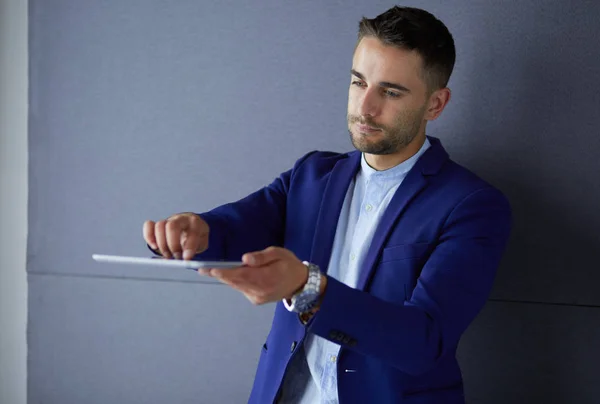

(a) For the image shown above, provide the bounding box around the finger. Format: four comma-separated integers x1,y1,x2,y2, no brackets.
209,267,247,282
209,268,228,279
165,219,185,260
210,268,245,289
216,269,267,305
197,268,211,277
242,246,282,267
143,220,157,250
182,217,209,260
154,220,170,258
208,269,266,304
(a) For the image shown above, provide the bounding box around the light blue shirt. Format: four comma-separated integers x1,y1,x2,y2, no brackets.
279,137,431,403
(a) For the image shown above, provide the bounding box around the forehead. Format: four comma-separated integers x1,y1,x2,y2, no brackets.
352,37,426,91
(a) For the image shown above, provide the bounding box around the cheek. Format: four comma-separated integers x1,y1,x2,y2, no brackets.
347,92,359,113
387,101,418,121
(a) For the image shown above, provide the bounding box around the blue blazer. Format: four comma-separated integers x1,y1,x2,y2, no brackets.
196,136,512,404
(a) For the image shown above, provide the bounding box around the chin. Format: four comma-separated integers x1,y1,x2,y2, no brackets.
351,131,403,155
352,137,389,155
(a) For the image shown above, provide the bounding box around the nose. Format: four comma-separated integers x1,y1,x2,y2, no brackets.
358,88,381,117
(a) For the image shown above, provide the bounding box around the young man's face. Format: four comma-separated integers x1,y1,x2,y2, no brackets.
347,36,431,156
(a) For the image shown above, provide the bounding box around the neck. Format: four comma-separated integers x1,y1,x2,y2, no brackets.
364,133,426,171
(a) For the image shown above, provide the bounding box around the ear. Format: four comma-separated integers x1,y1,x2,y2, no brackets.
425,87,451,121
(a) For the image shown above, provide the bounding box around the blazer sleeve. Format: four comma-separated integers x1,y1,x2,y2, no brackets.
188,151,318,261
306,186,512,376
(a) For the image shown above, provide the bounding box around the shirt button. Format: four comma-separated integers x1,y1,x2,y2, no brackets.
330,355,337,362
350,253,356,261
365,204,373,212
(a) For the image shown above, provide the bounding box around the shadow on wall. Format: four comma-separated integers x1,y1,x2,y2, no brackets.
460,3,600,306
455,2,600,403
467,2,600,306
457,299,600,403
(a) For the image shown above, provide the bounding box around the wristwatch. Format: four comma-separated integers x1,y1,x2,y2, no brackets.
283,261,322,313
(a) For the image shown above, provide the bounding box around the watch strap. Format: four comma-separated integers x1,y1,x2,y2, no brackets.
283,261,322,313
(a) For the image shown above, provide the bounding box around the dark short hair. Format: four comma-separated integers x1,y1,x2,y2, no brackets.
357,6,456,91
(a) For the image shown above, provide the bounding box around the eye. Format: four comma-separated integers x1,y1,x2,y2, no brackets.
351,80,366,88
384,90,401,98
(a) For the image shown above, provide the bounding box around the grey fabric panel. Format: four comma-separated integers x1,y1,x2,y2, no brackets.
27,0,600,403
27,274,273,404
27,0,358,277
28,0,600,304
458,300,600,404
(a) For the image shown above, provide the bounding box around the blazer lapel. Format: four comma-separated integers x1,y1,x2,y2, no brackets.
309,152,361,271
355,171,428,290
356,136,450,291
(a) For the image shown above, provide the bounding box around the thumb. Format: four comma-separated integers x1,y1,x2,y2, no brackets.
242,247,281,267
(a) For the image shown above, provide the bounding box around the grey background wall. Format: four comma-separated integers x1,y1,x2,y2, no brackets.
26,1,600,403
0,0,28,403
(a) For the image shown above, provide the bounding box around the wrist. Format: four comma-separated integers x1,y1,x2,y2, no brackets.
283,262,324,314
318,273,327,297
286,263,309,301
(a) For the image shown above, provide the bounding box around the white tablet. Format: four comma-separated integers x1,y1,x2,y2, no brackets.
92,254,243,270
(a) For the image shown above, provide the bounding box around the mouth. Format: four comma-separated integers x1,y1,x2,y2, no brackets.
356,123,381,133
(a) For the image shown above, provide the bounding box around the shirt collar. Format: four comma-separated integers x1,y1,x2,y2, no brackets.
360,136,431,182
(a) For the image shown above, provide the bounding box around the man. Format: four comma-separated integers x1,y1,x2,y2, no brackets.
143,6,511,404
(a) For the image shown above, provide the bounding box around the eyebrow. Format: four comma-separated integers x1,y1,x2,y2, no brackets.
351,69,411,93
